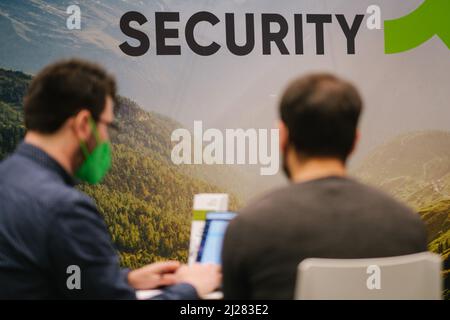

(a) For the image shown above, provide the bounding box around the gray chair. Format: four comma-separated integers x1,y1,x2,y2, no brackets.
295,252,442,300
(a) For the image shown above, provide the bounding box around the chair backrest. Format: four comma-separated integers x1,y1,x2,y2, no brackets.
295,252,442,300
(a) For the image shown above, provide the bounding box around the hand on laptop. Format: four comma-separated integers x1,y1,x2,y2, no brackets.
128,261,181,290
127,261,222,296
174,263,222,296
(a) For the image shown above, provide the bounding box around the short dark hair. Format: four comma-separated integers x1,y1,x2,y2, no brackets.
24,59,117,133
279,73,363,162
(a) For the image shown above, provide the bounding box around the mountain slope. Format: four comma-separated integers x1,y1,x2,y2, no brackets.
353,130,450,210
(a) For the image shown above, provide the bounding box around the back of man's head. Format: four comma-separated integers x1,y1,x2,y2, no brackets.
24,59,116,133
279,73,363,163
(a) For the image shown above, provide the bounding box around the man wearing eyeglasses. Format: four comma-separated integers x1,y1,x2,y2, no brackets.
0,59,221,299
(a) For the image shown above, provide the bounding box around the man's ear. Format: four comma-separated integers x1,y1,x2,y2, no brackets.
72,110,92,141
278,120,289,152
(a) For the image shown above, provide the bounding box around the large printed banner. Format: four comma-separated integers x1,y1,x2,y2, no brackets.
0,1,449,271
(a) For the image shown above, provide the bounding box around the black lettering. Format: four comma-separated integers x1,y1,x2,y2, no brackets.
294,14,304,55
336,14,364,54
185,11,221,56
225,13,255,56
155,12,181,55
306,14,332,55
261,14,289,55
119,11,150,57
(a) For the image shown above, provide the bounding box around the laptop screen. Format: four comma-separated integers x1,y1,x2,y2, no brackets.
196,212,237,264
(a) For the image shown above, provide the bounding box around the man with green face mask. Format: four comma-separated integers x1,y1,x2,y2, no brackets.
75,117,113,185
0,59,221,299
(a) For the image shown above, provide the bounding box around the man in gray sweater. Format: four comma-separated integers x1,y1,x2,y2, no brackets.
222,73,427,299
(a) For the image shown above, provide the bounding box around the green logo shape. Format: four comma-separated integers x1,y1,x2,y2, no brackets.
384,0,450,54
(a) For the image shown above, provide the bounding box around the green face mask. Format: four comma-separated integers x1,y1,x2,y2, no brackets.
75,117,112,184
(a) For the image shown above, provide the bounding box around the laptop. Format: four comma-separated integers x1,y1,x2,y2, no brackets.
196,212,237,264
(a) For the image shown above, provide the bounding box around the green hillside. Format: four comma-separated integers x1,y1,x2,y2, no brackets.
353,131,450,210
0,69,29,159
0,68,241,269
419,199,449,288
